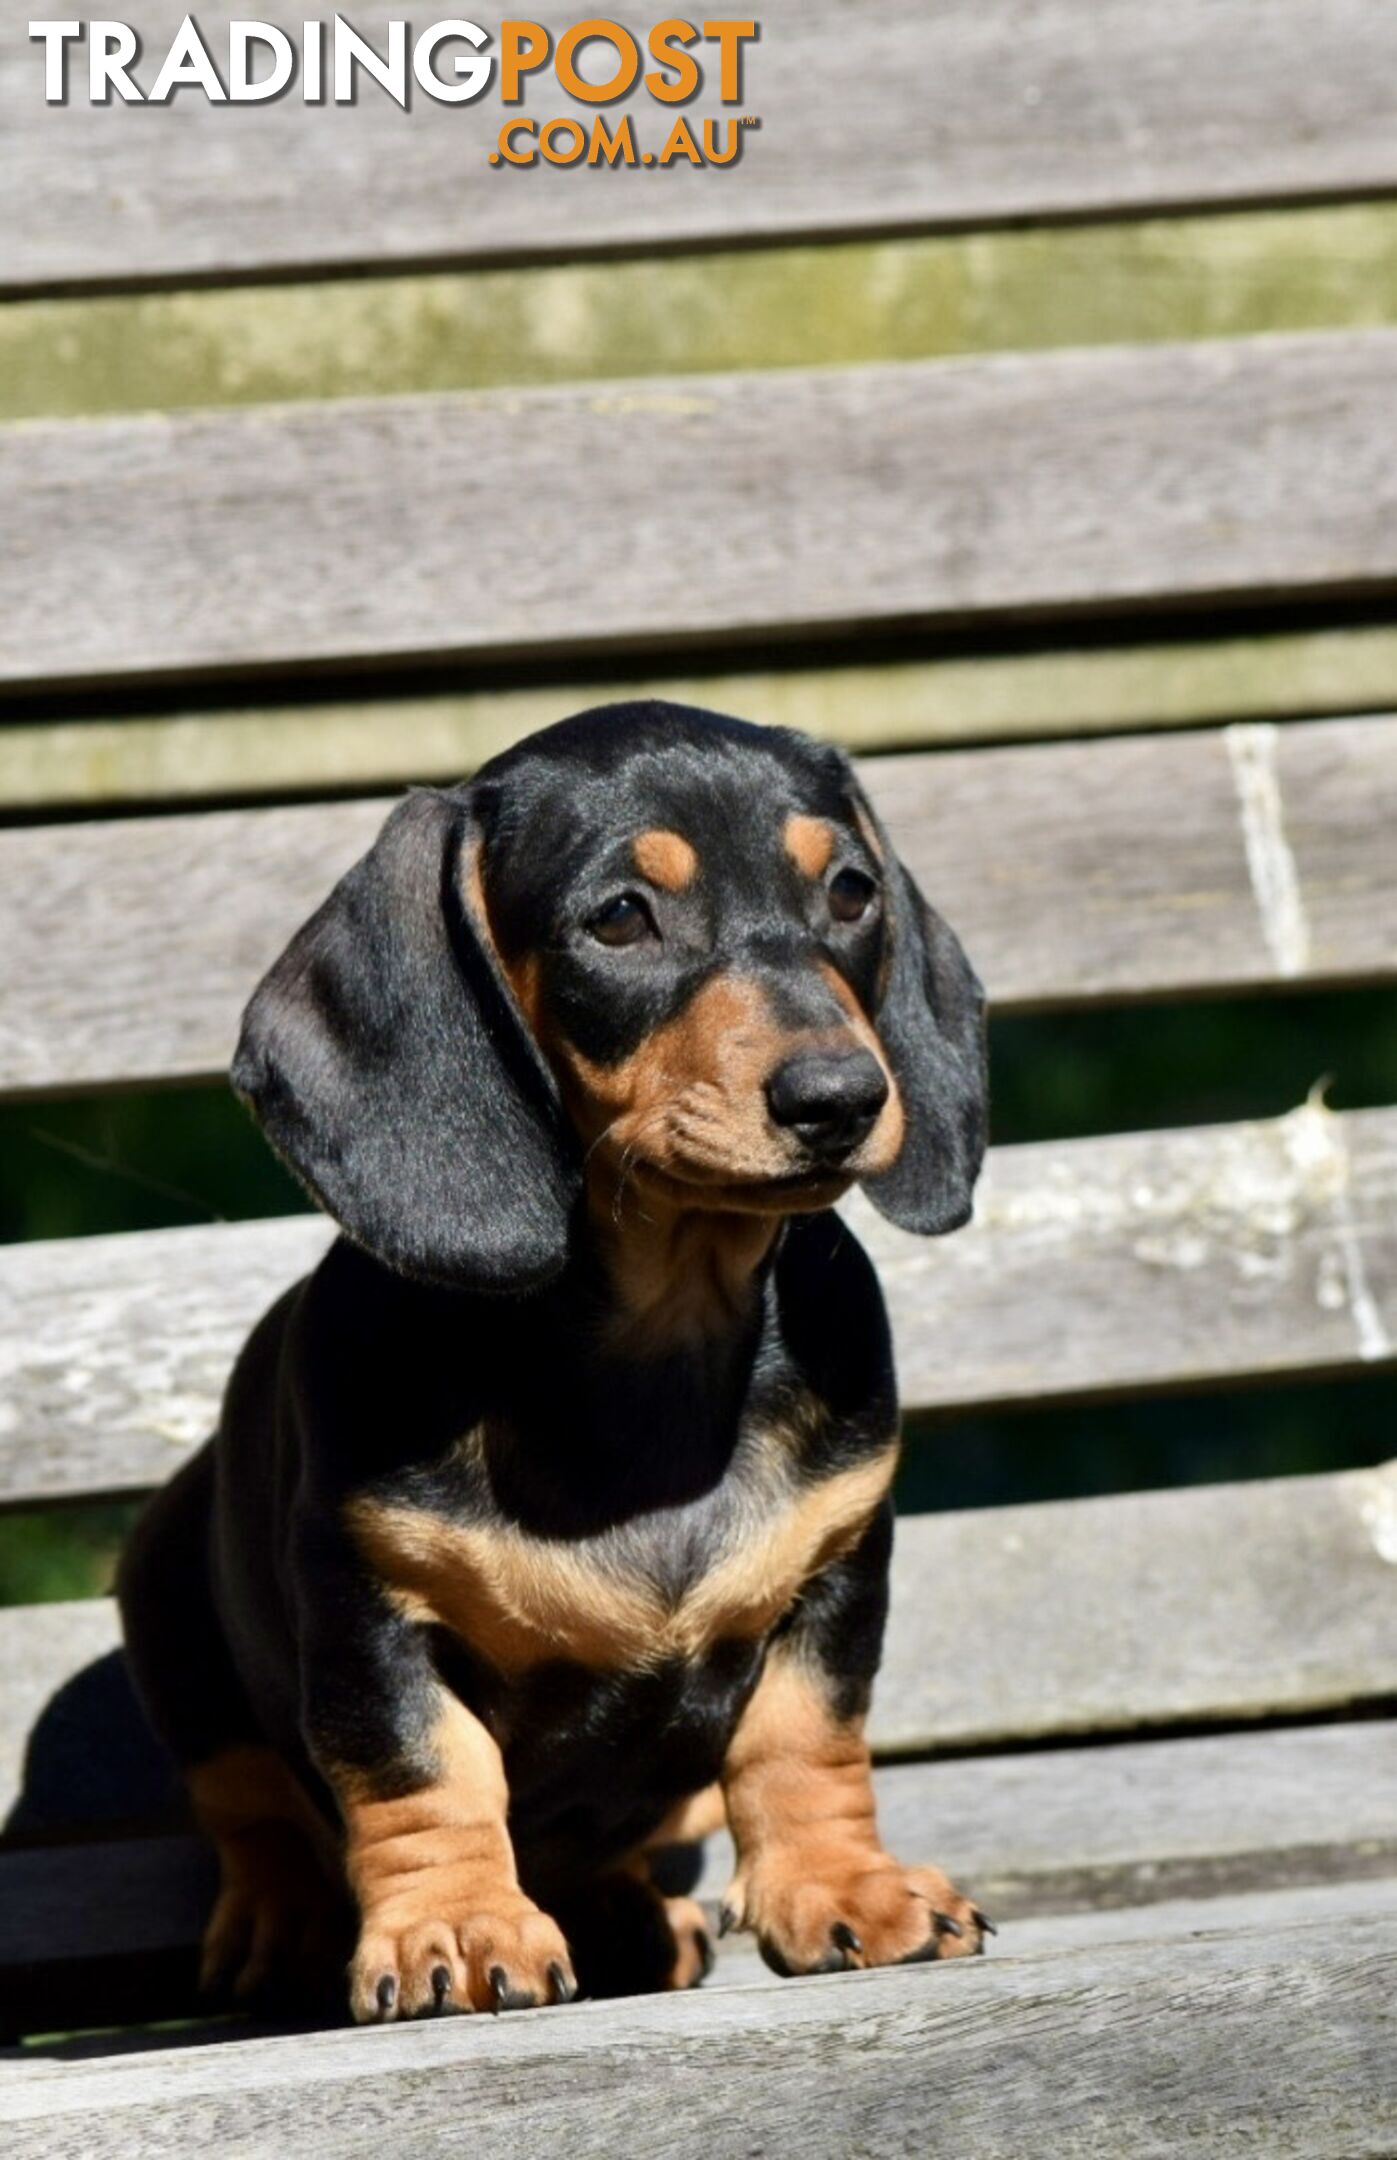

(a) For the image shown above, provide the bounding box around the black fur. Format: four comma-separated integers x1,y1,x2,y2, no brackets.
117,699,987,1993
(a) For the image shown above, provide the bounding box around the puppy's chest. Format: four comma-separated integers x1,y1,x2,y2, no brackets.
346,1436,893,1675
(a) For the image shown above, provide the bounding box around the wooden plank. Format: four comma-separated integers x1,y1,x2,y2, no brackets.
6,1720,1391,1960
4,334,1397,696
858,1099,1397,1414
698,1724,1397,1915
7,2,1397,297
1,1920,1392,2157
9,627,1397,811
7,202,1397,426
4,1730,1394,2034
6,1880,1394,2049
4,712,1396,1097
875,1460,1397,1755
3,1464,1393,1815
1,1106,1394,1507
3,1102,1395,1501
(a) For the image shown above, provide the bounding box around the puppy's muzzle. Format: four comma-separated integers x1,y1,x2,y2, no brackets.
764,1048,889,1165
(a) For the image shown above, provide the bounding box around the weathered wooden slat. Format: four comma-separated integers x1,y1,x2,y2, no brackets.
3,1465,1393,1818
4,713,1396,1097
2,1920,1392,2157
6,2,1397,297
4,1731,1394,2035
8,628,1397,811
876,1460,1397,1755
701,1724,1397,1915
4,334,1397,696
5,1879,1393,2051
7,203,1397,426
6,1721,1390,1963
1,1107,1393,1508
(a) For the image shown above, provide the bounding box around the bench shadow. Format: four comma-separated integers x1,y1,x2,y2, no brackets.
5,1647,182,1840
4,1650,709,2057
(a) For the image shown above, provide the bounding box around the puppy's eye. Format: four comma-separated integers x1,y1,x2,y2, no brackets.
588,893,655,948
828,867,879,924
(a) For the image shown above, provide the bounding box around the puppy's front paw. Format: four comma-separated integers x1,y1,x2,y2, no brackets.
351,1885,577,2021
722,1853,992,1976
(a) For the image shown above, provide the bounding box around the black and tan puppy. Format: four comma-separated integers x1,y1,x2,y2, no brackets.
118,699,990,2021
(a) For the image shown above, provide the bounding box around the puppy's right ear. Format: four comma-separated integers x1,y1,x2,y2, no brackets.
231,787,578,1293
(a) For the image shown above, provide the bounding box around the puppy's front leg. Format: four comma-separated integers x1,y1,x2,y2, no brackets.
720,1504,990,1974
296,1536,575,2021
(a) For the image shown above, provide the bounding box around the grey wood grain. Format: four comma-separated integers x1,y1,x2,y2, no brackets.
1,1106,1391,1505
2,1464,1392,1807
4,333,1397,694
692,1721,1397,1913
7,1879,1391,2041
0,1918,1392,2157
5,1736,1390,2039
4,713,1395,1097
6,3,1397,295
5,1725,1392,1974
875,1459,1397,1754
709,1873,1397,1988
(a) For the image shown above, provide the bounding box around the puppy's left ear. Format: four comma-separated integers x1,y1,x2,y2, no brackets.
852,789,988,1237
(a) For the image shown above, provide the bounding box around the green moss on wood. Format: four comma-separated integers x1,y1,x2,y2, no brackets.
6,625,1397,809
4,203,1397,421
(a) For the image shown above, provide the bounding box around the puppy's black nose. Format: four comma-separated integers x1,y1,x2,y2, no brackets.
765,1049,889,1161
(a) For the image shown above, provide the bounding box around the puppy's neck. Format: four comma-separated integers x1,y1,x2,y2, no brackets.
583,1165,779,1358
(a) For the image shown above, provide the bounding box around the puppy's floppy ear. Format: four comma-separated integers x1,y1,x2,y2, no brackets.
850,787,988,1237
231,787,578,1292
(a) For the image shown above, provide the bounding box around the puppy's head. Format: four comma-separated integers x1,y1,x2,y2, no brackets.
233,701,987,1292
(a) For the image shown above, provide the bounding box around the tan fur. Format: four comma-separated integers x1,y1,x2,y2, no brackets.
642,1782,727,1848
662,1893,714,1988
561,973,791,1176
588,1195,778,1352
816,961,905,1172
721,1652,984,1969
633,827,699,891
346,1443,896,1676
188,1746,346,1998
475,840,907,1343
333,1691,574,2019
783,813,835,878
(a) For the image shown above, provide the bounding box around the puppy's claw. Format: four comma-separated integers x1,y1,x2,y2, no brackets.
547,1959,576,2005
489,1964,510,2014
973,1908,998,1938
718,1904,739,1939
830,1920,863,1965
933,1911,965,1940
375,1973,397,2018
430,1963,453,2010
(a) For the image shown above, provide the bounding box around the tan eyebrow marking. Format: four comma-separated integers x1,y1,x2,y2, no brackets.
632,828,698,891
784,813,835,879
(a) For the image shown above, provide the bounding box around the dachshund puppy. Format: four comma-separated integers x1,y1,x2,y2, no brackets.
118,699,989,2021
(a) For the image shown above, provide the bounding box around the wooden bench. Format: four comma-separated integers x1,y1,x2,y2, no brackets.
2,4,1395,2149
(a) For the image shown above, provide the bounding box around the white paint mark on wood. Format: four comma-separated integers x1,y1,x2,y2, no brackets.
1357,1462,1397,1562
1332,1202,1395,1364
1286,1092,1391,1361
1226,721,1312,977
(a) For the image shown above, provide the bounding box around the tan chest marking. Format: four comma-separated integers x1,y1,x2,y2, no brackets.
346,1447,895,1675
